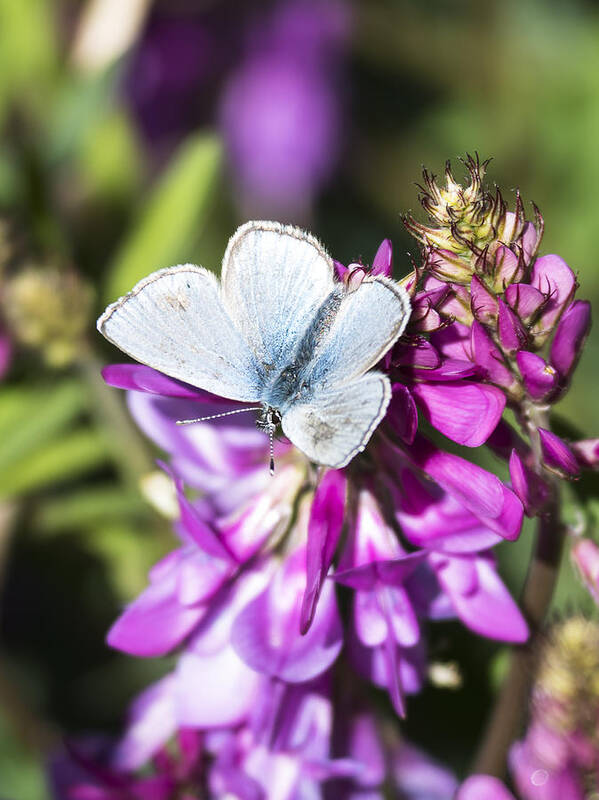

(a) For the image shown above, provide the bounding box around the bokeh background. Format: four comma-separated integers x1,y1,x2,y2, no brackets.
0,0,598,796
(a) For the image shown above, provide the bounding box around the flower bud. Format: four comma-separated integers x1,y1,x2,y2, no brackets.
549,300,591,381
470,321,515,389
571,539,599,605
371,238,393,277
508,449,550,516
571,439,599,470
346,265,367,293
516,351,557,401
470,275,498,324
530,254,577,342
3,266,94,367
492,244,525,291
505,283,545,324
538,428,579,477
497,299,528,354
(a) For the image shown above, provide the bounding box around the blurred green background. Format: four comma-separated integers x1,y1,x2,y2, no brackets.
0,0,597,796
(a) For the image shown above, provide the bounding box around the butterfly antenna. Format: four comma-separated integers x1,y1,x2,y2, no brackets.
269,424,275,476
175,407,262,425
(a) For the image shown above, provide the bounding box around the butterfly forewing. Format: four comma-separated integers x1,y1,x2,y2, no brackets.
221,221,336,375
98,265,260,402
281,371,391,468
304,276,411,389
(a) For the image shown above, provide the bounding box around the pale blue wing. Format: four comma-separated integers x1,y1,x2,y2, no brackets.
305,276,411,388
220,221,336,372
97,265,260,402
281,371,391,468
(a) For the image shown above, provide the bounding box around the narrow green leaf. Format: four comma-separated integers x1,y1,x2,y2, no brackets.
36,485,147,533
0,381,85,473
0,429,110,498
106,133,222,300
0,0,57,120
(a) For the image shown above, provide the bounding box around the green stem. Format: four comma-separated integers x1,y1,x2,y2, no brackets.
472,495,564,776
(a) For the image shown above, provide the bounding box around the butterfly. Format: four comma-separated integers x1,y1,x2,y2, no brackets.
97,221,411,469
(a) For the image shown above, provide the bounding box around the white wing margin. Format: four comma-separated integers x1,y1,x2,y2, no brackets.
306,276,411,389
281,371,391,468
97,265,260,402
221,221,336,370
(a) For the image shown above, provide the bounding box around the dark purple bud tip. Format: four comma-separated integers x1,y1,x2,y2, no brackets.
538,428,580,477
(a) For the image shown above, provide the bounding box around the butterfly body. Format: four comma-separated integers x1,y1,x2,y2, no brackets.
98,221,411,468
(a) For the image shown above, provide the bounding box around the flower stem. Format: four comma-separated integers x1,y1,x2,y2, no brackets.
472,497,564,776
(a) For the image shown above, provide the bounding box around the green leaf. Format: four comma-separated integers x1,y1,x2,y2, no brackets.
78,109,141,199
36,485,147,533
106,132,222,301
0,710,49,800
46,67,118,165
0,0,57,123
0,429,110,498
86,521,168,599
0,381,86,473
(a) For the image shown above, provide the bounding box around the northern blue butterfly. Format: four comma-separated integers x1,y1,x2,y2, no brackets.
97,221,411,469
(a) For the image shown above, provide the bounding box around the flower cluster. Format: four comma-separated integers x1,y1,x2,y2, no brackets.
461,617,599,799
404,155,595,498
54,159,597,797
125,0,349,216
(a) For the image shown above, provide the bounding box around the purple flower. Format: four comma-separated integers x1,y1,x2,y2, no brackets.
571,538,599,604
219,0,350,215
457,775,516,800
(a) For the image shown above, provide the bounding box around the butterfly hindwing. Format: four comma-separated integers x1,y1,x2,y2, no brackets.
281,371,391,468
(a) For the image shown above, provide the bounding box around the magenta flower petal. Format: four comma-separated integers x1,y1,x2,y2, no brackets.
333,552,426,591
113,676,177,771
410,436,501,519
470,275,498,324
103,364,228,402
393,743,458,799
497,298,528,353
531,253,577,330
505,283,545,322
457,775,516,800
434,555,528,642
300,469,347,634
372,238,393,277
396,469,503,553
0,333,12,378
538,428,580,476
334,259,349,280
571,538,599,604
387,384,418,445
549,300,591,379
471,321,514,387
232,547,343,682
510,740,586,800
106,571,206,657
495,244,523,286
175,647,262,728
516,351,558,400
407,438,523,541
159,461,234,561
571,438,599,469
509,450,550,517
409,358,480,382
411,381,504,447
354,589,388,646
393,339,441,369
